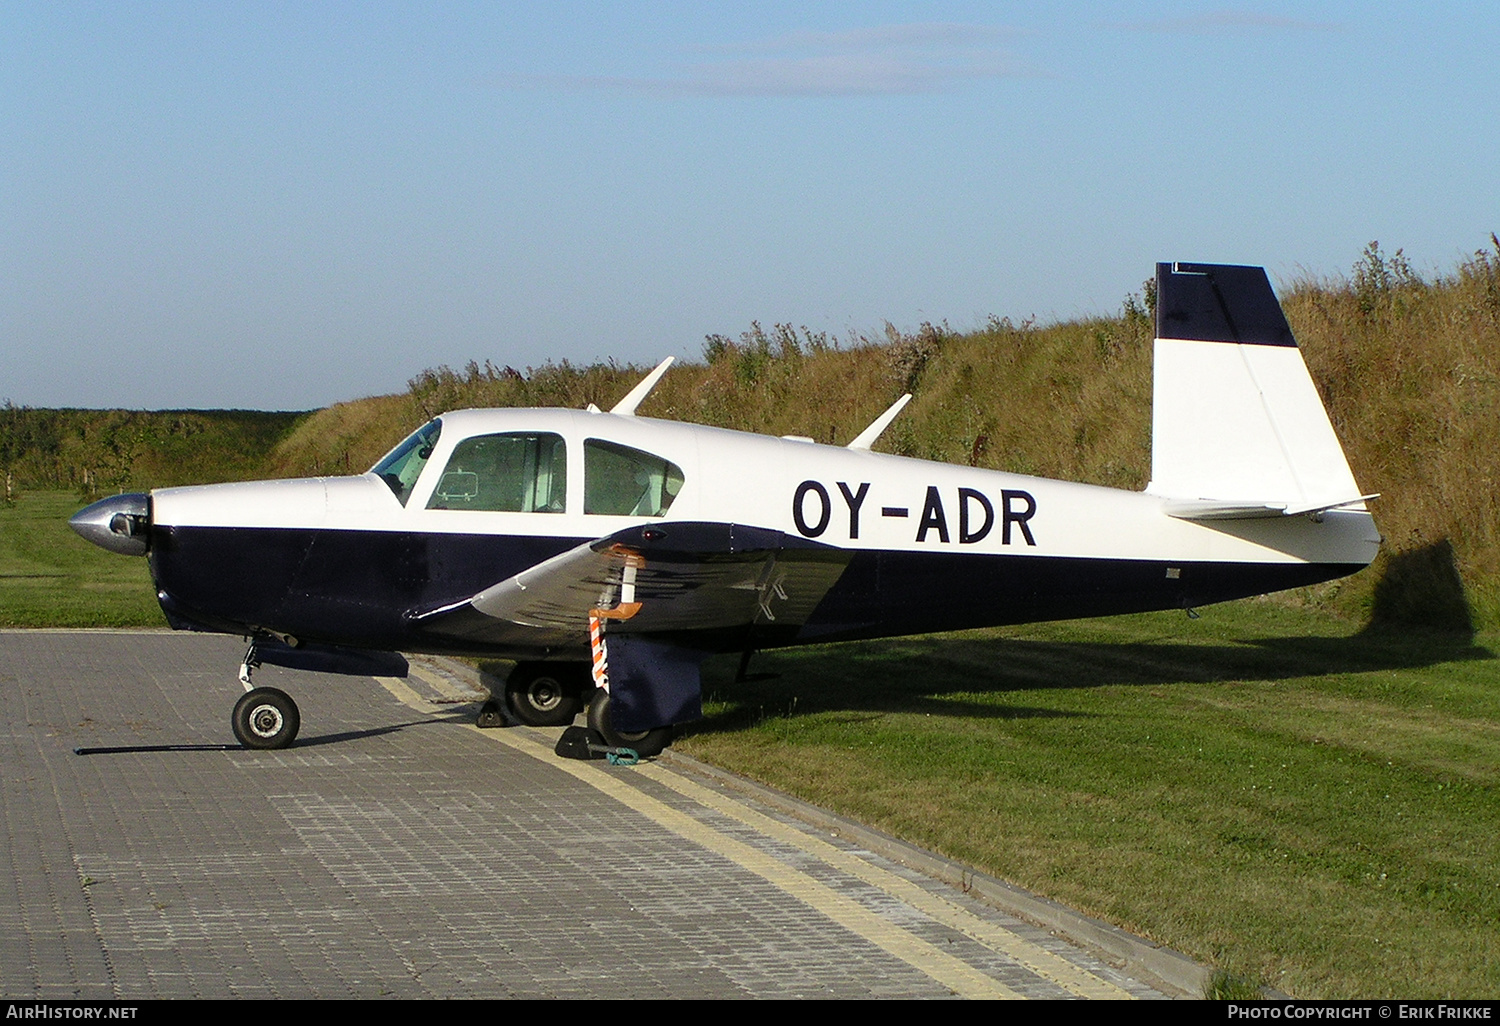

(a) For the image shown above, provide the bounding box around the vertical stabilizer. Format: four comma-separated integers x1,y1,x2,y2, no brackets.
1149,262,1364,514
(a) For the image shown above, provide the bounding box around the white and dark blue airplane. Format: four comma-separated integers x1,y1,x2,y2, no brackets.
71,262,1379,756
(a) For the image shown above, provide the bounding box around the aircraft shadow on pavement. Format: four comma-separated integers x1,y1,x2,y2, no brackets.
689,626,1494,730
74,719,429,756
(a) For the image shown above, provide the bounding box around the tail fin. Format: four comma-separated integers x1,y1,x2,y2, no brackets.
1148,262,1371,520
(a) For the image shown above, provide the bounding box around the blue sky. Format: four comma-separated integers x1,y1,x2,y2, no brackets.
4,2,1496,410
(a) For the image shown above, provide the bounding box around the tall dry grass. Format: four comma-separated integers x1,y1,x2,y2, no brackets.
255,240,1500,631
1284,240,1500,629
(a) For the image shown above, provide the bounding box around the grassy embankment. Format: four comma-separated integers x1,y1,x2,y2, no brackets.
264,241,1500,632
3,242,1497,996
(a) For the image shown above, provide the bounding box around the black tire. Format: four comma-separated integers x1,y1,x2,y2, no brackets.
505,663,586,727
232,687,300,750
586,688,673,758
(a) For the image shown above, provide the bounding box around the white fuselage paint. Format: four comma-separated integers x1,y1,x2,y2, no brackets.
150,407,1380,571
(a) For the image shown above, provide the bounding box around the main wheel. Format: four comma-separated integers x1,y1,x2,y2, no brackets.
232,687,300,749
505,663,586,727
586,689,673,758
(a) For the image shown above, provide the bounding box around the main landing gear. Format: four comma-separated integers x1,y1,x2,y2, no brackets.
487,660,675,759
503,662,588,727
586,687,673,758
232,642,301,749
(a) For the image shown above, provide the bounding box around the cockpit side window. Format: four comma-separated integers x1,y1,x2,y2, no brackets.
425,432,567,513
584,439,684,517
371,419,442,506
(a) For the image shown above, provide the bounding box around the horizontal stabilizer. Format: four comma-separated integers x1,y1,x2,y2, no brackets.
1163,494,1378,521
1162,499,1287,520
1285,494,1380,517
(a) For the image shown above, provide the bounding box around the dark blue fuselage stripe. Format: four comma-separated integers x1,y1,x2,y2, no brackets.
149,524,1364,657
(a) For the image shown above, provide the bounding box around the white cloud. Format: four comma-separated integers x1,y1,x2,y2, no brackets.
506,23,1041,97
1110,10,1343,34
702,23,1017,54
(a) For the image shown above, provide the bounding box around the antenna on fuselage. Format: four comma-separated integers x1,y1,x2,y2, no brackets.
846,393,912,450
609,357,675,416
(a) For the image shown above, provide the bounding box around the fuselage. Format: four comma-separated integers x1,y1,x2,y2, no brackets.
143,407,1380,659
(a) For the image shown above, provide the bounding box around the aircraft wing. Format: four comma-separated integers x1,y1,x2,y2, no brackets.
410,522,850,647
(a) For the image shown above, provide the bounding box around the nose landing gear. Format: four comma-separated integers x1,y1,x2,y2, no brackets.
232,641,301,749
232,687,301,749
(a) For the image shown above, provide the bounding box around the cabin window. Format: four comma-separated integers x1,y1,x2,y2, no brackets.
584,439,684,517
371,419,443,506
426,432,568,513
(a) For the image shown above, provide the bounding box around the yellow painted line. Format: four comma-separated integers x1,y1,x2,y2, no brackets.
405,662,454,695
411,660,494,700
379,662,487,710
631,762,1134,1000
375,671,1128,999
478,726,1023,1000
374,676,1019,998
375,675,442,712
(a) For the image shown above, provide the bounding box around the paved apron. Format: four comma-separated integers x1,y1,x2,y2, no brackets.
1,630,1181,999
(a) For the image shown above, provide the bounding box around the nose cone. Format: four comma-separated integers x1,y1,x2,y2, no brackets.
70,493,151,556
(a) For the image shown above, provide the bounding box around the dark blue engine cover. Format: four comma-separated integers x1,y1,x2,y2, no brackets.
604,635,708,732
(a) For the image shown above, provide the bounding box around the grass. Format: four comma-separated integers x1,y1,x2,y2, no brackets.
0,490,165,627
1205,969,1268,1001
676,601,1500,999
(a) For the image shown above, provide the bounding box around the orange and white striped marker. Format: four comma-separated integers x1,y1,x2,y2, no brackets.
589,614,609,692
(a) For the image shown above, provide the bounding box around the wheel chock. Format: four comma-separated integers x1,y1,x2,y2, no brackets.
555,725,604,759
476,700,505,729
553,726,639,764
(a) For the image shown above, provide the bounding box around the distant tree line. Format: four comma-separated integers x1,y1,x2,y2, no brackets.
0,405,307,500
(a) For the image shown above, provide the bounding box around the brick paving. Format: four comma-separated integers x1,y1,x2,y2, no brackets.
0,630,1181,999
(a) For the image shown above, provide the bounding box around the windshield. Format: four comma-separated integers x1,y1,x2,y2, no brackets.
370,419,442,505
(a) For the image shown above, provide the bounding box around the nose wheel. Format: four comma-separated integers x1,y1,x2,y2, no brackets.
232,640,301,749
232,687,301,749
